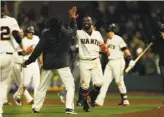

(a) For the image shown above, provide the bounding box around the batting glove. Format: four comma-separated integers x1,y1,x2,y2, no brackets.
128,60,136,68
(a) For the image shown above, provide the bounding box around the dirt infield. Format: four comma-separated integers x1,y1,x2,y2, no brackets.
119,107,164,117
9,99,163,106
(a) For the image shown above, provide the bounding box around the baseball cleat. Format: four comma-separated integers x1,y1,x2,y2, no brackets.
65,108,77,114
95,100,103,107
13,96,22,106
32,108,39,113
118,100,130,106
90,100,95,107
76,101,83,106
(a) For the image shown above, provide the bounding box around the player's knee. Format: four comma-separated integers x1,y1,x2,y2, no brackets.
81,83,89,90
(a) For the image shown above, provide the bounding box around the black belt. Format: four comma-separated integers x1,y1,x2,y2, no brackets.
0,52,13,55
81,58,97,61
18,52,23,56
0,52,23,56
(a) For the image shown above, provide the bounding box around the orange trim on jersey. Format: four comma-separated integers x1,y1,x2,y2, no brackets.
100,44,110,56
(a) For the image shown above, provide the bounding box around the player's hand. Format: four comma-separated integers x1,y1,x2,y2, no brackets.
22,46,34,55
69,6,79,19
128,60,136,68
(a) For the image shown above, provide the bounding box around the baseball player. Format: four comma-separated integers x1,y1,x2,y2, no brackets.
3,29,34,106
151,24,164,103
76,16,110,112
0,1,26,116
21,7,78,114
13,26,41,105
95,23,135,106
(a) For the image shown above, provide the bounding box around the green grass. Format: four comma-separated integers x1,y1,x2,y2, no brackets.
3,93,164,117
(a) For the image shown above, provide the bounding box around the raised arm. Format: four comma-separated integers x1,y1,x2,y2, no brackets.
68,6,78,34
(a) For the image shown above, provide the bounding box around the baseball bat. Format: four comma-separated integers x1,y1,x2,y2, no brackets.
125,42,153,73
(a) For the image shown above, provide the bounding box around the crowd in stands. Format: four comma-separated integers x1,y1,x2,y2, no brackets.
12,1,164,76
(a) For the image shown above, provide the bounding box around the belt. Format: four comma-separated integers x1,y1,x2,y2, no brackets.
0,52,13,55
80,58,97,61
18,52,23,56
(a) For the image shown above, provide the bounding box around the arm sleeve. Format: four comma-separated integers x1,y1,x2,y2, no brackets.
67,18,77,35
11,18,20,32
25,33,47,65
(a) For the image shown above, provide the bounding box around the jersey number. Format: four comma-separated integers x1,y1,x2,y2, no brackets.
1,26,10,40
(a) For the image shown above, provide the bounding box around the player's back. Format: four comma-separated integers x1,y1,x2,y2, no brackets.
0,16,20,52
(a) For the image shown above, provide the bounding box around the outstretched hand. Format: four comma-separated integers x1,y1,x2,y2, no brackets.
69,6,79,19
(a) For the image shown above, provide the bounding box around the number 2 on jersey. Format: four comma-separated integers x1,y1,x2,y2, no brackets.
0,26,10,40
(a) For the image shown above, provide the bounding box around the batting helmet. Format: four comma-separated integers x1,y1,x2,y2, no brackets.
160,24,164,32
106,23,116,32
26,26,35,34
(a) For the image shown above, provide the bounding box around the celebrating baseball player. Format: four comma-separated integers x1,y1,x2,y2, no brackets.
0,1,27,116
151,24,164,98
95,23,135,107
13,26,41,105
21,7,78,114
76,16,110,112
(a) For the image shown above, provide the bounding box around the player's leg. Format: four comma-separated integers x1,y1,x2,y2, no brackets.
73,60,83,106
159,65,164,92
31,63,40,98
57,67,76,114
13,64,32,104
3,75,13,105
90,59,103,107
32,69,54,112
95,61,113,106
79,60,92,112
0,55,14,116
0,83,7,117
113,59,129,106
12,64,33,105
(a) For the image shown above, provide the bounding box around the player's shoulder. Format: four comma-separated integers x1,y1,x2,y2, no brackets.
5,16,17,22
114,35,123,41
33,35,39,39
93,30,101,35
77,29,83,33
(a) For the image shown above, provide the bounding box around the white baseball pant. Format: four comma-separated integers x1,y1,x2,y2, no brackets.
96,58,127,106
14,60,40,99
79,58,103,89
0,54,14,113
0,83,7,114
32,67,75,111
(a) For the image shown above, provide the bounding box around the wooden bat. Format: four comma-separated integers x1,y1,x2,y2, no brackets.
125,42,153,73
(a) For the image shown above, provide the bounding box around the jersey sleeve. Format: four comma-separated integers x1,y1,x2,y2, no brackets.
119,37,127,48
11,18,20,32
97,31,104,45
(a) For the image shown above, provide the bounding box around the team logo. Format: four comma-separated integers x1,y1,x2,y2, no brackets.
80,39,98,45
